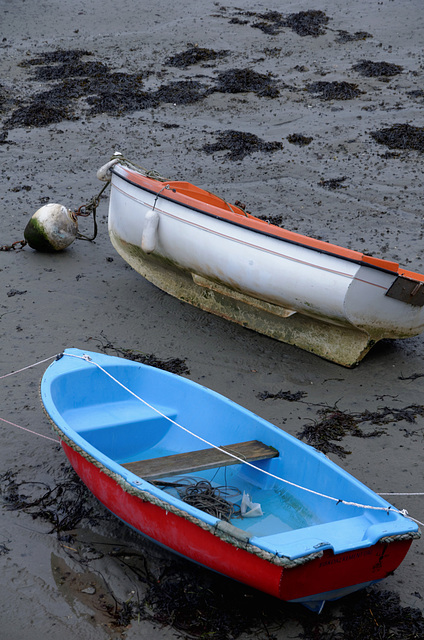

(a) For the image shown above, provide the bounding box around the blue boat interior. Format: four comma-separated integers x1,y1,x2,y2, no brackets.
42,349,418,560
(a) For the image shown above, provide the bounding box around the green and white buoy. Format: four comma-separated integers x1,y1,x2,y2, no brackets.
24,203,78,252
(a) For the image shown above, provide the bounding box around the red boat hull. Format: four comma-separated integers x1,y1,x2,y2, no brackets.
63,442,412,604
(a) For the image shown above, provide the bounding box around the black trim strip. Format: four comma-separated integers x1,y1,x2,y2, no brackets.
110,167,400,277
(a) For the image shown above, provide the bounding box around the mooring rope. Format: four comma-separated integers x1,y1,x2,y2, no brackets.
378,493,424,496
0,416,59,443
0,354,59,441
0,354,57,380
62,352,424,527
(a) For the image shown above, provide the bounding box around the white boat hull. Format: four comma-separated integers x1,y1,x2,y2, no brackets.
106,163,424,366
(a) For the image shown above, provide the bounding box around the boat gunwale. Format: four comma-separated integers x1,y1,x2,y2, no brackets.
110,165,424,283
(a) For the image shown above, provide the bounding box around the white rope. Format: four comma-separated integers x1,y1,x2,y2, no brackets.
0,354,57,379
64,352,424,527
378,493,424,496
0,354,60,443
0,417,59,443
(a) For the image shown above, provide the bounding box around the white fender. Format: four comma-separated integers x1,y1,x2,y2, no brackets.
97,158,120,182
141,209,160,254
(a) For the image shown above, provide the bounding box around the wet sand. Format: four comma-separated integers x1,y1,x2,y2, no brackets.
1,1,423,638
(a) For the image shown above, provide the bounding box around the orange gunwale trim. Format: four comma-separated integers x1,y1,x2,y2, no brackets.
113,165,424,282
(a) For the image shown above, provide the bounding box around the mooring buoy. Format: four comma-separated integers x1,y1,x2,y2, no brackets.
24,203,78,252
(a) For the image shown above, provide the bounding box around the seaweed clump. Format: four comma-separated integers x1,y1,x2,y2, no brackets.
339,587,424,640
214,68,279,98
165,46,229,68
298,402,424,457
30,59,109,82
261,213,284,226
283,10,329,37
336,30,372,43
370,123,424,153
140,565,284,640
252,10,329,37
0,471,99,536
87,86,158,116
0,83,6,111
257,389,307,402
153,80,208,105
4,48,157,125
408,89,424,100
4,48,208,124
318,176,348,190
19,48,93,67
287,133,313,146
95,335,190,375
352,60,403,77
138,565,424,640
297,406,386,457
203,130,283,160
6,87,79,127
306,81,363,100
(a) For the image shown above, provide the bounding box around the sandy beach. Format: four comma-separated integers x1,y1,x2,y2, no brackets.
1,1,423,638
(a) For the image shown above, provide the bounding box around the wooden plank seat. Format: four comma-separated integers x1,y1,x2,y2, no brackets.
122,440,279,480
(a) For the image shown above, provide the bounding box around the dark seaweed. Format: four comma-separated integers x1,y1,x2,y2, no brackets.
87,88,158,116
140,567,282,640
229,17,250,26
0,471,100,535
0,84,5,111
94,334,190,375
298,406,386,457
4,48,157,125
282,10,330,37
399,372,424,381
153,80,208,105
99,556,424,639
306,81,363,100
203,129,283,161
260,213,285,226
318,176,348,190
7,289,27,297
214,68,279,98
287,133,313,146
336,30,373,43
165,46,230,68
352,60,403,77
252,10,330,37
3,48,286,129
18,49,93,66
362,404,424,425
257,389,307,402
338,588,424,640
5,96,78,127
31,60,110,82
298,402,424,457
408,89,424,99
370,124,424,153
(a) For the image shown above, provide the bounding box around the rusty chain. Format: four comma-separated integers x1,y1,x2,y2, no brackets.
1,239,27,251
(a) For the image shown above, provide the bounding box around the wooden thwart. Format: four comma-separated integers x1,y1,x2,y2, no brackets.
122,439,278,480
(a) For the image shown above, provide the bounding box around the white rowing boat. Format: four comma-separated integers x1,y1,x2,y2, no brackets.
99,156,424,366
